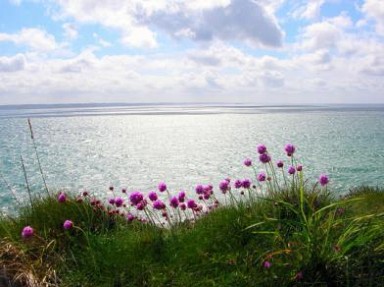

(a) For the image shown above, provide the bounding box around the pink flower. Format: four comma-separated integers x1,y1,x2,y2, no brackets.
158,182,167,192
114,197,124,207
242,179,251,189
21,226,34,238
195,184,204,194
297,165,303,172
288,166,296,175
57,192,67,203
63,220,73,230
170,196,179,208
257,172,266,182
243,158,252,167
153,200,166,210
148,191,158,202
259,153,271,164
319,174,329,186
263,261,272,269
234,179,243,189
276,160,284,168
219,180,230,193
257,144,267,154
126,213,135,222
285,144,296,156
187,199,197,209
178,191,186,202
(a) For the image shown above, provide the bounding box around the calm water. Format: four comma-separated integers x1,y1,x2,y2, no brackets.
0,104,383,213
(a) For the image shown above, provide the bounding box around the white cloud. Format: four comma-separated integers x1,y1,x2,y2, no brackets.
49,0,284,48
361,0,384,35
291,0,325,20
149,0,284,47
120,27,157,48
0,54,26,72
301,21,341,50
0,28,58,51
298,14,353,51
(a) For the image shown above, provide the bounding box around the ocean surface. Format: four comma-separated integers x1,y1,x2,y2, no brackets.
0,104,383,214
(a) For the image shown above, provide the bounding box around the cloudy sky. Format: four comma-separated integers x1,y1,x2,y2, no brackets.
0,0,383,105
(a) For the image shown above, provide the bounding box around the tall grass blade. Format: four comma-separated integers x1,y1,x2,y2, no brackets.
20,155,33,208
28,118,50,197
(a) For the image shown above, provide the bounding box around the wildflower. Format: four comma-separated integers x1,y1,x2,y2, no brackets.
285,143,295,156
126,213,135,222
57,192,67,203
234,179,243,189
136,200,147,210
276,160,284,168
108,198,115,205
257,144,267,154
257,172,266,182
297,164,303,172
82,191,89,197
263,261,272,269
170,196,179,208
121,187,127,193
129,191,144,205
187,199,197,209
114,197,124,207
153,200,166,210
203,185,213,193
21,226,34,238
288,166,296,175
203,193,210,200
109,186,114,191
178,191,186,202
195,184,204,195
243,158,252,167
180,203,187,210
148,191,158,202
319,174,329,186
158,182,167,192
259,153,271,164
219,180,229,193
242,179,251,189
63,220,73,230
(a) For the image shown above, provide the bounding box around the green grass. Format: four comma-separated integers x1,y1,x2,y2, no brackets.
1,186,384,286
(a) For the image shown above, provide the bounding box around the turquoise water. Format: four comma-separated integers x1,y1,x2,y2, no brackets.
0,104,383,213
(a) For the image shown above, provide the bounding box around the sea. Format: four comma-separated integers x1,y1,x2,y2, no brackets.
0,103,383,214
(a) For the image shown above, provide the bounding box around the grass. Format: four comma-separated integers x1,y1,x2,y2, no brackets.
0,186,383,286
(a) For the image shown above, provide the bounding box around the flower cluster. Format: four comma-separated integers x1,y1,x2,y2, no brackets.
21,143,330,240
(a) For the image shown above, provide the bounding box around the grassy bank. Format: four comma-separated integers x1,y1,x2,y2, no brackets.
1,143,383,286
1,186,383,286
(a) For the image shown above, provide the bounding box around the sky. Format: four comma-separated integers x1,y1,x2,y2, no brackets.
0,0,383,105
